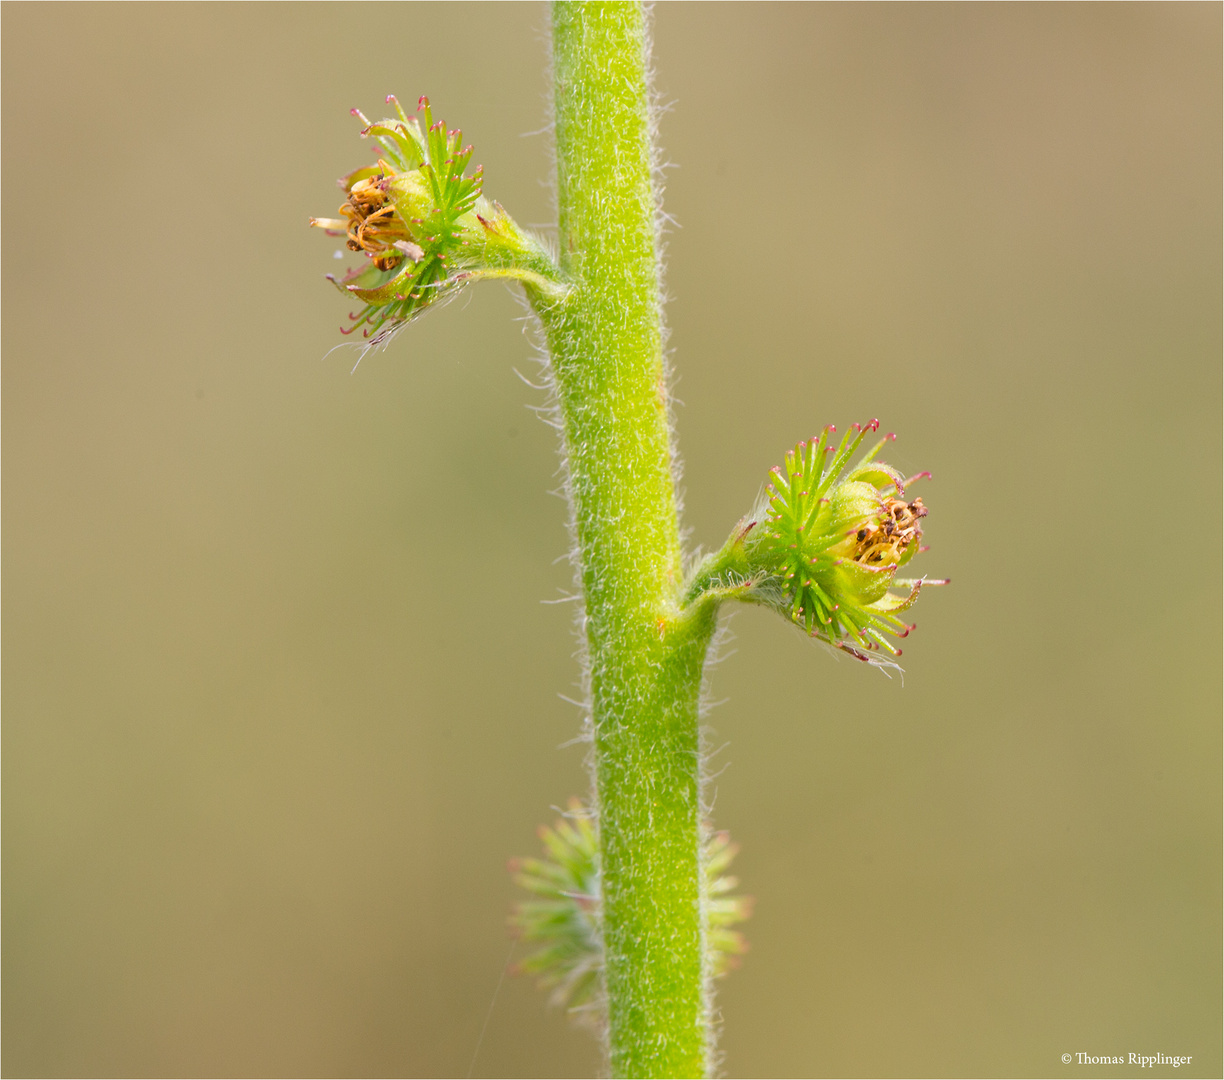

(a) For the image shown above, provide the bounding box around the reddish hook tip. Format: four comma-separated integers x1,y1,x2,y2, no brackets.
418,95,429,109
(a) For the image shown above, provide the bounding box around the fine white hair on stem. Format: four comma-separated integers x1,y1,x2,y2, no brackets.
696,607,736,1063
509,253,598,817
642,4,689,562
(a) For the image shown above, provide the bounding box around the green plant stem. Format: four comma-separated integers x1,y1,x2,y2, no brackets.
526,3,715,1076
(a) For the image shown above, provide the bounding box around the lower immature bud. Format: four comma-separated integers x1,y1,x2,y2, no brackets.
510,800,750,1023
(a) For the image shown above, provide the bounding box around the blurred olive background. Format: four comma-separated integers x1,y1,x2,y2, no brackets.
3,3,1220,1077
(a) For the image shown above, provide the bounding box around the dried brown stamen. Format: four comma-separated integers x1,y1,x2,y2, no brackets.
339,176,413,271
853,497,926,566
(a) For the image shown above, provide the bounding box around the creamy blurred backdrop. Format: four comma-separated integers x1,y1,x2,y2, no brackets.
3,4,1219,1077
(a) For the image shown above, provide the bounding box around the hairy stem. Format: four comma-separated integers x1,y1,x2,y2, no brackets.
526,3,714,1075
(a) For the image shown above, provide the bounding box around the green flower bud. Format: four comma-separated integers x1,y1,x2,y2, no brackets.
311,96,561,345
509,802,603,1021
707,420,947,665
510,800,750,1023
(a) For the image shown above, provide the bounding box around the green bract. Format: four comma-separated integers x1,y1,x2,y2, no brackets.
311,96,562,344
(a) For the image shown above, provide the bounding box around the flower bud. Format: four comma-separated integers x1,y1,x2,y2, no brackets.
311,96,559,345
742,420,947,664
510,800,749,1019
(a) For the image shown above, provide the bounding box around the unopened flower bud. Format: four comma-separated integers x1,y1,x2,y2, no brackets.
510,800,749,1019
